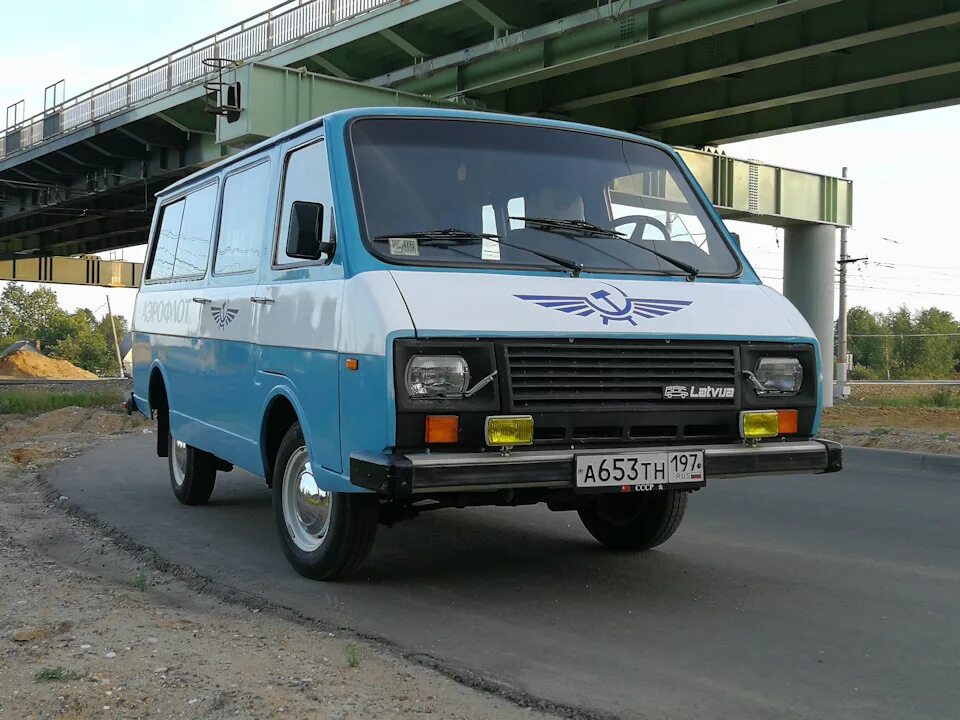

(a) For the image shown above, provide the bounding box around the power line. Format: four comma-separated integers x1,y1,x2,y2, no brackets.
849,333,960,338
753,273,959,298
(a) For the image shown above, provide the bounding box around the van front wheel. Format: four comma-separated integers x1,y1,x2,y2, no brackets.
272,423,378,580
168,430,217,505
577,490,687,551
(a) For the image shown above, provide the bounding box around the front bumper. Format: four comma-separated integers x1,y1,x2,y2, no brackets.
350,439,842,496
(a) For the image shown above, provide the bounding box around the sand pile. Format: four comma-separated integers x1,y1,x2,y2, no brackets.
0,349,97,380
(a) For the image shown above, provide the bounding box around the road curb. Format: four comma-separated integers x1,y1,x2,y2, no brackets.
843,447,960,476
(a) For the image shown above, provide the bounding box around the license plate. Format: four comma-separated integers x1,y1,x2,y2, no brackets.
575,451,705,491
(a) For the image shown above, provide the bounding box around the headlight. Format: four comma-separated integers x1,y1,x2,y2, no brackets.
753,357,803,394
405,355,470,398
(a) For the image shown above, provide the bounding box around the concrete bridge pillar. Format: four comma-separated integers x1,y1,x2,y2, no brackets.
782,224,837,409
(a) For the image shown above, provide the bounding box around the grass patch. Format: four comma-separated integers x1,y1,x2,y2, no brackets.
35,667,85,683
346,644,361,668
870,426,892,436
131,567,148,591
0,390,122,415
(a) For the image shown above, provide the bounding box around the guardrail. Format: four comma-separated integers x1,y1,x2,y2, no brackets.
0,0,394,162
847,381,960,386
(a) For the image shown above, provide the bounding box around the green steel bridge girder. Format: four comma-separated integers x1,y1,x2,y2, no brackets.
224,65,852,228
10,0,936,263
216,65,463,147
371,0,960,144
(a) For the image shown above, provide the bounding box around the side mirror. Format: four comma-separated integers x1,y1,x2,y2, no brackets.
286,201,334,260
728,231,741,249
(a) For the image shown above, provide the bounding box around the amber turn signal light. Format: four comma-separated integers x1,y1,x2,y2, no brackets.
776,409,799,435
425,415,459,444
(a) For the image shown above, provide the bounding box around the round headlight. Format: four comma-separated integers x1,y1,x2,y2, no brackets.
754,357,803,394
405,355,470,398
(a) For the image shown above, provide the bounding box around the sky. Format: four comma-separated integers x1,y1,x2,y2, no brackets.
1,0,958,322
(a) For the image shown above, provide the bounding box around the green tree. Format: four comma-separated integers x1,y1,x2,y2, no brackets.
909,307,959,379
51,310,127,377
847,306,889,378
96,313,128,354
0,282,129,376
0,282,64,349
846,304,960,380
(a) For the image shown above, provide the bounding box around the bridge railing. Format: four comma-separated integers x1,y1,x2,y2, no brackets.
0,0,394,161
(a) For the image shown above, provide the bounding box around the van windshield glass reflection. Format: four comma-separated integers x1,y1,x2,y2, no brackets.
348,118,740,277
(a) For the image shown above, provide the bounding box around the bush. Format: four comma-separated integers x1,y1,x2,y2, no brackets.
920,389,960,409
848,364,884,381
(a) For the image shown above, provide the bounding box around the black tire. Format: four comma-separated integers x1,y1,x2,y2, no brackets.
577,490,688,551
168,429,217,505
272,422,378,580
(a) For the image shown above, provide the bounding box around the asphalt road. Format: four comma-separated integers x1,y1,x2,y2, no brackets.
48,436,959,720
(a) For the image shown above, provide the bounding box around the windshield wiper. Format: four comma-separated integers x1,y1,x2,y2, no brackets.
509,216,700,281
375,228,586,277
511,216,624,239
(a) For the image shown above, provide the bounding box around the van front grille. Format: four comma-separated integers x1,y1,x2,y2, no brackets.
503,340,738,411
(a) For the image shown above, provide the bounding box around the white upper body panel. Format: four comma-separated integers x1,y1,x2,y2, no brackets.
388,270,814,341
134,270,812,355
339,271,416,355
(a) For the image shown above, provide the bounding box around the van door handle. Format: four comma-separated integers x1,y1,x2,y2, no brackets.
250,296,275,305
192,297,211,305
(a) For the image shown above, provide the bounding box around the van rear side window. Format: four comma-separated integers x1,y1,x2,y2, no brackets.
148,200,185,280
146,182,218,281
215,160,272,275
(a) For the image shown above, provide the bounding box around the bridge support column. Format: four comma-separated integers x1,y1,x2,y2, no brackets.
783,225,836,408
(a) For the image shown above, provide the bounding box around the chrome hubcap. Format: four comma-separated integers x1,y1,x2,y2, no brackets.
282,447,331,552
172,437,188,486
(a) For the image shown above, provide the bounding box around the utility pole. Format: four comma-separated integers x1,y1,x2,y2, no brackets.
835,167,849,401
106,295,125,378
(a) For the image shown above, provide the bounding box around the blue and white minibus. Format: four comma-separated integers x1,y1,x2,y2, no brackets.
130,107,841,580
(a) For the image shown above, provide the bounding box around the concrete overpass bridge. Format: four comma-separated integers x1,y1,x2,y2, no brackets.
1,0,957,400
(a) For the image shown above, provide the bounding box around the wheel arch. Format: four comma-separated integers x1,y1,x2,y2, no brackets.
148,362,171,458
260,387,314,488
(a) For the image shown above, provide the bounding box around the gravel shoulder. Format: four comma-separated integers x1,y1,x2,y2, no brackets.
0,409,550,719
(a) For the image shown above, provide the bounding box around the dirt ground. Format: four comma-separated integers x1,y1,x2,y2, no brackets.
2,401,956,719
820,406,960,455
0,409,552,720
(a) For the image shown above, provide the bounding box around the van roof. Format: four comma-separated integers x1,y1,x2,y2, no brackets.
159,107,671,198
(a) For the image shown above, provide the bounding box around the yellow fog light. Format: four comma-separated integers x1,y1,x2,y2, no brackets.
740,410,779,439
485,415,534,446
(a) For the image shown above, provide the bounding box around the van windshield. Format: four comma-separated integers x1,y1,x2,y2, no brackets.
348,117,740,277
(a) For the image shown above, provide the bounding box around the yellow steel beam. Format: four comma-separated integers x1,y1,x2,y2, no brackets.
0,256,142,288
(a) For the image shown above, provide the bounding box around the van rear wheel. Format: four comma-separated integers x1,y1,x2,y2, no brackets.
577,490,687,551
272,422,378,580
168,430,217,505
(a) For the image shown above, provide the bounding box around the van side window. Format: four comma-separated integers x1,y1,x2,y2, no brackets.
147,200,185,280
276,140,333,266
172,183,218,277
146,182,217,281
215,160,272,275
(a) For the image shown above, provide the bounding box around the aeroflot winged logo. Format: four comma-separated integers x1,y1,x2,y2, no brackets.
515,284,692,326
210,302,239,330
